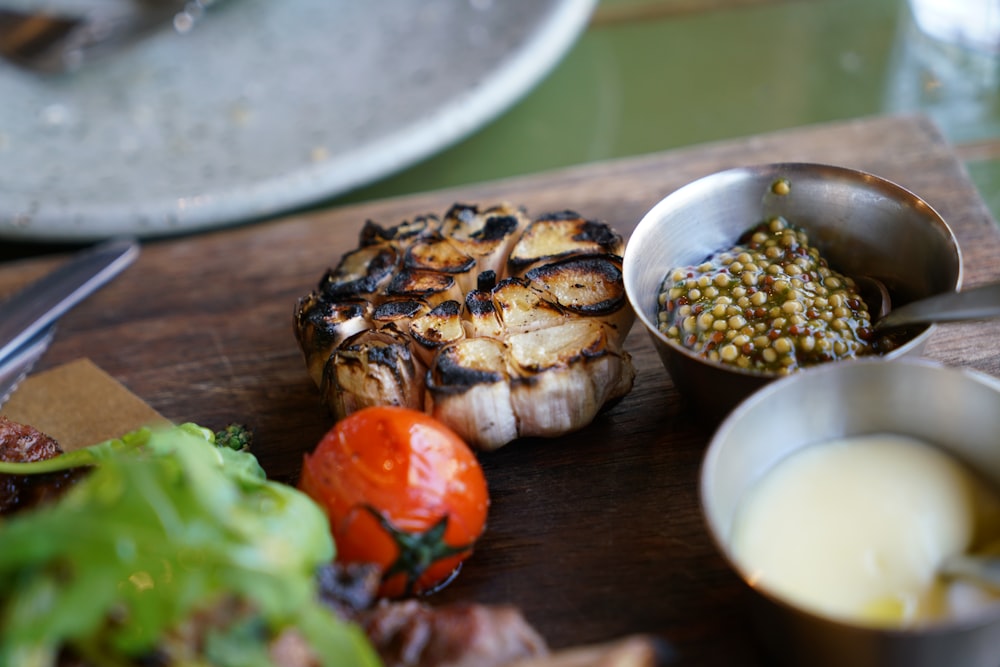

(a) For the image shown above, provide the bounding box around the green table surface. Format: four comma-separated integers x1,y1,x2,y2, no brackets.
338,0,1000,225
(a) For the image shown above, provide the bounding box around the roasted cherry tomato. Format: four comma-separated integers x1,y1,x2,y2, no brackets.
299,406,489,598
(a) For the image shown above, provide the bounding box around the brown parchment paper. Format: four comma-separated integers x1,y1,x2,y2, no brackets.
0,359,169,452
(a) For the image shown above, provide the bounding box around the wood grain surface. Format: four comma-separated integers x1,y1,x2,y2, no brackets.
3,114,1000,665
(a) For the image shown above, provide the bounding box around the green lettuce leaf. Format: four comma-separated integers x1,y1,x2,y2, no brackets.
0,423,381,667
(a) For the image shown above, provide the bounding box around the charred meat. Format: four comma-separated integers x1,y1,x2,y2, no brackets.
0,416,83,514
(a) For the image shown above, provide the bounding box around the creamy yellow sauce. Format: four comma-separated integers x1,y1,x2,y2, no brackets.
730,434,1000,627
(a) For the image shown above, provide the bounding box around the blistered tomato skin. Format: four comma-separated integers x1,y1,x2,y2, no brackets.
299,406,489,598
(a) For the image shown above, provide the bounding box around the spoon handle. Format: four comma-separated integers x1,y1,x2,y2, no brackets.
875,283,1000,331
940,553,1000,593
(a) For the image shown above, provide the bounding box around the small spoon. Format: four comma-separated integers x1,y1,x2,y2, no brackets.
940,551,1000,593
856,277,1000,332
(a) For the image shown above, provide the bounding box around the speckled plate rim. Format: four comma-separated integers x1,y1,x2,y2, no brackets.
0,0,597,242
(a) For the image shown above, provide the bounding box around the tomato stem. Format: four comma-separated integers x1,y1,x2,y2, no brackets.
361,505,472,597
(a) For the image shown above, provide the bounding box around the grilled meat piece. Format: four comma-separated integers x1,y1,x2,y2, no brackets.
295,203,636,450
316,561,383,620
0,416,82,515
318,562,547,667
361,599,548,667
508,636,676,667
319,562,546,666
317,563,669,667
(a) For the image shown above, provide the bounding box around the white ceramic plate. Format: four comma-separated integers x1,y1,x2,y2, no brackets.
0,0,597,241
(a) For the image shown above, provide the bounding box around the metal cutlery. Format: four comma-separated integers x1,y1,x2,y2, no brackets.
0,0,214,74
857,275,1000,332
0,237,139,406
0,326,56,411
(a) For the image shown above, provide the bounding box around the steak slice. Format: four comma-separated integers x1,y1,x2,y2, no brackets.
0,416,83,515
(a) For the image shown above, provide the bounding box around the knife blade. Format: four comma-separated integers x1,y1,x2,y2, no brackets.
0,325,56,409
0,1,215,74
0,237,139,407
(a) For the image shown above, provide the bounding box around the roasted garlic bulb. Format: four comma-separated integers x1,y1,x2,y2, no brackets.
294,203,635,450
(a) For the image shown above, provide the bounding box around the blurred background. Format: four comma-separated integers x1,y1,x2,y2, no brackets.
3,0,1000,248
340,0,1000,223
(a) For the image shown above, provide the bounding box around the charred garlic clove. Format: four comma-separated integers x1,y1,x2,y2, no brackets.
372,299,430,333
386,268,464,307
440,203,529,282
426,337,517,451
295,295,373,387
321,243,400,300
405,234,478,293
492,277,570,334
323,327,426,419
525,255,633,336
462,289,505,340
507,320,634,440
507,210,625,276
409,300,466,367
360,214,434,247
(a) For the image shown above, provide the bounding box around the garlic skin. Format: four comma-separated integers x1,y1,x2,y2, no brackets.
295,203,635,450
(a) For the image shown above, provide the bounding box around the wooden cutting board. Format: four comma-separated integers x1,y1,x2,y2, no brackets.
3,114,1000,665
